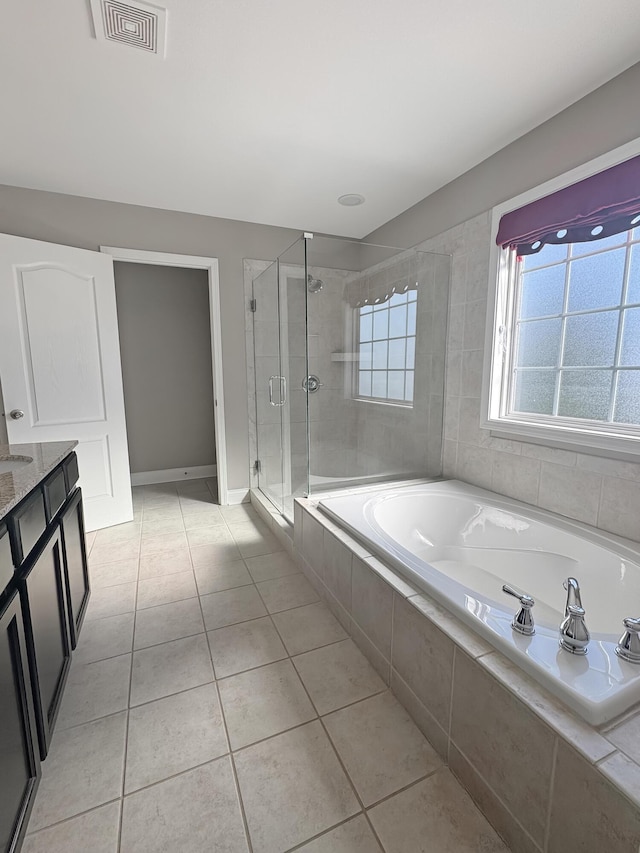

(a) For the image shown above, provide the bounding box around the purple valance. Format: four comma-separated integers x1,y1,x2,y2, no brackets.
496,154,640,256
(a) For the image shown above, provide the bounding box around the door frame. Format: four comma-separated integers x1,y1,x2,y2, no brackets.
100,247,229,505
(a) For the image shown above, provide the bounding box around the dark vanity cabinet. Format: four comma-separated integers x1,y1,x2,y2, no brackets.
59,488,89,649
19,527,72,759
0,583,41,853
0,449,91,852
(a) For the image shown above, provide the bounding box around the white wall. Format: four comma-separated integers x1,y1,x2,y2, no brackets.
114,261,215,475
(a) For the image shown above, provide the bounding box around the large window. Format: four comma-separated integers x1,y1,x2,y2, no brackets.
512,229,640,424
356,290,416,405
485,142,640,456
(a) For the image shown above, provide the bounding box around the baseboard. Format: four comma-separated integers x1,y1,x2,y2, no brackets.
225,488,251,505
131,465,217,486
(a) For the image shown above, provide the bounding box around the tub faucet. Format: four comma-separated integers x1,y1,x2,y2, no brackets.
559,577,589,655
502,584,535,636
563,577,582,616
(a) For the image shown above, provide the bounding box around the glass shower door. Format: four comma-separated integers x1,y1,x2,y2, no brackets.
253,260,285,513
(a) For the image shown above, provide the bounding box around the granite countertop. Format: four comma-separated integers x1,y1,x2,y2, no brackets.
0,441,78,522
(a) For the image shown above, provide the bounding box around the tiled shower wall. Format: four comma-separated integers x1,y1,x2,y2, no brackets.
421,212,640,544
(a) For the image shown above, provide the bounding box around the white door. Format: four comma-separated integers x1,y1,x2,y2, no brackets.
0,234,133,531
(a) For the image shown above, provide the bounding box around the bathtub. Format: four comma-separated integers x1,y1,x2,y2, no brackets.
319,479,640,725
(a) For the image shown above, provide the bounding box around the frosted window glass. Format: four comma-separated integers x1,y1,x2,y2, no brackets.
513,370,556,414
359,371,372,396
626,244,640,305
389,305,407,337
614,372,640,423
620,308,640,366
408,289,417,301
558,370,612,420
372,340,388,370
373,309,388,340
520,265,565,318
372,371,387,398
359,342,372,370
522,244,568,269
388,338,405,369
570,233,627,257
405,371,414,402
563,311,618,367
360,312,373,342
516,319,562,367
406,336,416,369
407,301,417,335
567,249,625,311
388,371,405,400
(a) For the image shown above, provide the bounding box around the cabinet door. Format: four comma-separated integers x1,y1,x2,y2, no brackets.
0,587,40,853
60,488,90,649
20,528,71,760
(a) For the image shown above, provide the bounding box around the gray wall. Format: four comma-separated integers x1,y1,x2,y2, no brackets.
114,262,215,474
362,60,640,543
0,189,299,490
366,62,640,249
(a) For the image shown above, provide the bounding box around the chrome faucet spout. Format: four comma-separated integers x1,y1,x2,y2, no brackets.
563,577,582,616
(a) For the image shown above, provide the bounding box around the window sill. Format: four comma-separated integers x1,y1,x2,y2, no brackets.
484,416,640,463
353,397,414,410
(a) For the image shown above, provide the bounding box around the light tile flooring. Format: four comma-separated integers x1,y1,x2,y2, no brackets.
23,479,510,853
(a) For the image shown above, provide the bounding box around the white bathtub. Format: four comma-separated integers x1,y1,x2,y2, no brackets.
319,479,640,725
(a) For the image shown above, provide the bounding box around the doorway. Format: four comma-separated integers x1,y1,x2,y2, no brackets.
101,247,228,505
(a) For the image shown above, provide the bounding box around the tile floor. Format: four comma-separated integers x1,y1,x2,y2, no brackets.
22,479,511,852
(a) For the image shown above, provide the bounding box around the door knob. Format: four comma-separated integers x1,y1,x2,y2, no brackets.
9,409,24,420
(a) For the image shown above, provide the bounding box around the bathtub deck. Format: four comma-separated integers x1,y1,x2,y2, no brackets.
22,479,510,853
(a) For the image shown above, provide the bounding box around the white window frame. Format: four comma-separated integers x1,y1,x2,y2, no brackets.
352,293,417,408
482,136,640,461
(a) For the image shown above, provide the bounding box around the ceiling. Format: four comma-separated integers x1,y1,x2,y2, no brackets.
2,0,640,238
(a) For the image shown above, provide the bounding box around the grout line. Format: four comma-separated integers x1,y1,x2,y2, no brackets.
193,568,255,853
116,536,140,853
25,797,124,838
452,740,543,853
543,738,559,853
447,647,457,764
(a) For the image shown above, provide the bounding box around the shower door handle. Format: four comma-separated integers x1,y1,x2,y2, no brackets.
268,376,287,407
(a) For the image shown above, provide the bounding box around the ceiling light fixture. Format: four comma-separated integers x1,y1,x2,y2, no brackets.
338,194,365,206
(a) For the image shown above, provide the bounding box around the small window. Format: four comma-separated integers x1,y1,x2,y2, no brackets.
356,290,416,405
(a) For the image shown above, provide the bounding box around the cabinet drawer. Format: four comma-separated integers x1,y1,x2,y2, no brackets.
0,523,13,592
63,452,79,493
43,466,67,523
9,490,47,567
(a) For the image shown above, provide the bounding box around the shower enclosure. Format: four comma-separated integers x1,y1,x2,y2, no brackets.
250,234,450,520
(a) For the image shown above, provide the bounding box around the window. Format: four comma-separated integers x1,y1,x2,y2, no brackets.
485,142,640,457
511,230,640,424
356,290,416,404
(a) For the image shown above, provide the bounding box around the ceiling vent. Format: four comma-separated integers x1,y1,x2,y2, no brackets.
89,0,167,57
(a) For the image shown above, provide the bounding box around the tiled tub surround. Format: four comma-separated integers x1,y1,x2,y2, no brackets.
291,496,640,853
23,478,511,853
319,479,640,726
